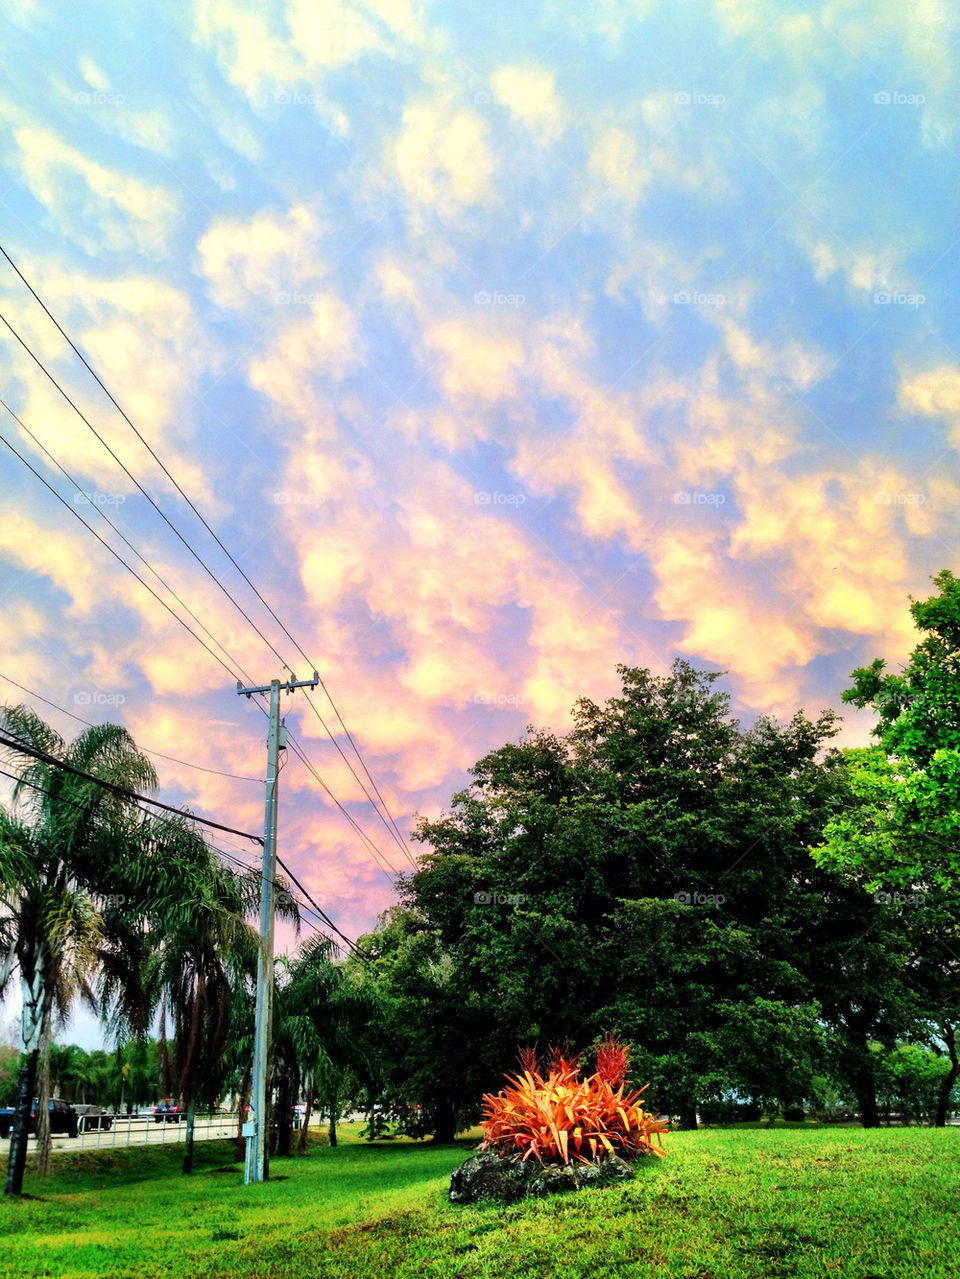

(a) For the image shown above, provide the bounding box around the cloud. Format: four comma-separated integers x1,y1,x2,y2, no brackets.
196,203,327,310
7,123,180,255
389,98,496,218
588,126,650,208
3,260,220,505
899,366,960,448
488,65,566,144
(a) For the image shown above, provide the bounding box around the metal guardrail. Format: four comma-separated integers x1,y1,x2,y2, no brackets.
73,1112,240,1150
1,1112,243,1152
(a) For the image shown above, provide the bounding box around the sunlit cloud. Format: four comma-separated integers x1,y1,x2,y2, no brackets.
0,0,957,982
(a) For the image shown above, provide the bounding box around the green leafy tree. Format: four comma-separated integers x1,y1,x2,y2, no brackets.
272,935,379,1157
377,662,918,1131
814,570,960,1124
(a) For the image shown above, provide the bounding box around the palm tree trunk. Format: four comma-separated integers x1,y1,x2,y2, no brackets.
182,1097,197,1175
275,1066,293,1157
35,1029,52,1178
6,963,47,1197
159,991,171,1099
296,1074,313,1155
5,1049,38,1197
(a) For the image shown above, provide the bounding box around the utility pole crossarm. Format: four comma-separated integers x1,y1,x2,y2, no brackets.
235,668,319,1185
236,671,319,698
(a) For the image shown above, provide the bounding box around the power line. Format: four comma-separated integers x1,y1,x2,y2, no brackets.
300,692,413,864
0,278,407,880
0,420,402,876
275,852,371,963
0,426,242,684
0,242,410,858
0,397,255,694
0,730,262,844
0,764,362,961
283,734,402,879
2,322,411,868
208,840,368,962
0,672,261,786
0,309,292,673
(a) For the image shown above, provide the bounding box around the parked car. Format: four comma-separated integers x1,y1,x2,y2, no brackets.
72,1104,113,1133
153,1099,184,1123
0,1099,78,1139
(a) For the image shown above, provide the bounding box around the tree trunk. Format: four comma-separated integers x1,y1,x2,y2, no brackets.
854,1058,879,1128
296,1075,313,1155
935,1026,958,1128
6,964,47,1197
235,1064,251,1161
275,1067,293,1158
182,1097,197,1175
367,1085,377,1141
429,1097,458,1144
5,1051,38,1197
678,1102,698,1130
35,1029,51,1178
327,1089,338,1148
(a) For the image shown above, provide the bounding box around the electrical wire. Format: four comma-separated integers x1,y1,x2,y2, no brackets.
0,309,295,675
0,426,242,685
0,396,255,695
0,764,361,960
0,427,402,876
0,671,261,785
0,730,262,844
0,243,409,857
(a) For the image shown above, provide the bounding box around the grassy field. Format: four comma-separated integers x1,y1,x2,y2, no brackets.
0,1121,956,1278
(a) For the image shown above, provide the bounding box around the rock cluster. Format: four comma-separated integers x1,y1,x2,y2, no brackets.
448,1149,636,1204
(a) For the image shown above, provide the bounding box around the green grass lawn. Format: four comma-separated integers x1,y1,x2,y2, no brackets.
1,1122,956,1278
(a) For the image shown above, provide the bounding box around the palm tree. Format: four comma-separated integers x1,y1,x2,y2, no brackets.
273,936,380,1157
139,825,299,1175
0,704,156,1195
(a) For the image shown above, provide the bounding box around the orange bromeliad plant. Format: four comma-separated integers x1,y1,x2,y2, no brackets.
480,1034,667,1167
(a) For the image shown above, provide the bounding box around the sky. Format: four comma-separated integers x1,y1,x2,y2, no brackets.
1,0,959,1048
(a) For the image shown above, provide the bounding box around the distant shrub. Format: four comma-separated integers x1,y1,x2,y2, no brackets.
698,1097,762,1125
